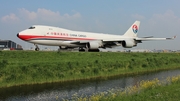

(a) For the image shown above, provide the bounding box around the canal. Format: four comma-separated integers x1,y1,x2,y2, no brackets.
0,69,180,101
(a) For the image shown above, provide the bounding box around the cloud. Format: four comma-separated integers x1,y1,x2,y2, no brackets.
149,10,180,25
1,8,81,24
19,8,61,22
18,8,37,20
1,13,19,22
36,8,61,22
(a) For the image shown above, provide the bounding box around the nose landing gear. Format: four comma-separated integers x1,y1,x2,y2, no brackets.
34,44,40,51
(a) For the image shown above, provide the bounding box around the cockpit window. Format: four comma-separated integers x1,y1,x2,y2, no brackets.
28,27,35,29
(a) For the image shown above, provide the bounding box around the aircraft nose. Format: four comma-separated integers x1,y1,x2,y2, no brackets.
17,33,19,37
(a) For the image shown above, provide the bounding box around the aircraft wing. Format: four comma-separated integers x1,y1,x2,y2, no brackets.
135,36,176,41
70,36,176,44
98,35,176,42
69,36,176,48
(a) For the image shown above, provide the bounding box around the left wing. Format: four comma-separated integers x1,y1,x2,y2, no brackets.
69,35,176,49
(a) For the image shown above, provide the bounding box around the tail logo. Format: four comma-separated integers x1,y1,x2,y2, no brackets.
132,25,138,34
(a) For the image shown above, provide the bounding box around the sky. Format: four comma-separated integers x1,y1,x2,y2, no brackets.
0,0,180,50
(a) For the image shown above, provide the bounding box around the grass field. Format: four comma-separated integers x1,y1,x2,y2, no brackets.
0,51,180,88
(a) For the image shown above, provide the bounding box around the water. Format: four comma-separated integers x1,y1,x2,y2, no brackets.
0,69,180,101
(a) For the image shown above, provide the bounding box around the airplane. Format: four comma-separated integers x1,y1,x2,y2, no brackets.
17,21,176,52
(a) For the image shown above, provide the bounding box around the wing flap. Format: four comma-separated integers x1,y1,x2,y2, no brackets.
70,40,100,44
103,39,125,42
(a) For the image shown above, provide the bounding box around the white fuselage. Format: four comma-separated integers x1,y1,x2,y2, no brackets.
17,25,133,48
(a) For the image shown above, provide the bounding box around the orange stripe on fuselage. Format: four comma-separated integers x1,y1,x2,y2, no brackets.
18,35,95,41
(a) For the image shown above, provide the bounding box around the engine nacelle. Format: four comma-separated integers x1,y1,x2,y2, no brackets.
122,40,137,48
87,41,103,49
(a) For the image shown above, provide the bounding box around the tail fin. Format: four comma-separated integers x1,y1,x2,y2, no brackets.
123,21,140,37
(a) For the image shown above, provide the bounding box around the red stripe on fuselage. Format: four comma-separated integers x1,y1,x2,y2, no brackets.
18,35,95,41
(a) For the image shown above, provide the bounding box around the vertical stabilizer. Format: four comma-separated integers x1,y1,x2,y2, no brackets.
123,21,140,37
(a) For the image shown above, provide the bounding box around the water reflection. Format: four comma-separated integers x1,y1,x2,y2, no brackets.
1,69,180,101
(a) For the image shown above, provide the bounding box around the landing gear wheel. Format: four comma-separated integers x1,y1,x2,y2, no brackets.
79,49,85,52
35,48,39,51
88,49,100,52
79,47,86,52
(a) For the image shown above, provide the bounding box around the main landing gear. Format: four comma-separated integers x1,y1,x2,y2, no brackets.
79,47,100,52
58,46,70,52
79,47,86,52
88,49,100,52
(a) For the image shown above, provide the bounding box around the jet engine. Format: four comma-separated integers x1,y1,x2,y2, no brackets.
122,40,137,48
87,41,103,49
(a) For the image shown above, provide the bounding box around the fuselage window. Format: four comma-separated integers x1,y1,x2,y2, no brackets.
28,27,35,29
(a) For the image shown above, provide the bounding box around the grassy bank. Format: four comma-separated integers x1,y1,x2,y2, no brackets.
112,80,180,101
0,51,180,88
74,75,180,101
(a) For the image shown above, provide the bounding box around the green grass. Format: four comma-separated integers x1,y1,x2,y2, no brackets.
113,83,180,101
104,76,180,101
0,51,180,88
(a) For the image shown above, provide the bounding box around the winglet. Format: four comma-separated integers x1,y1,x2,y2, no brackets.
173,35,177,39
166,35,176,40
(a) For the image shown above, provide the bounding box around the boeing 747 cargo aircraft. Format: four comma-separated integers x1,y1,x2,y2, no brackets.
17,21,175,52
